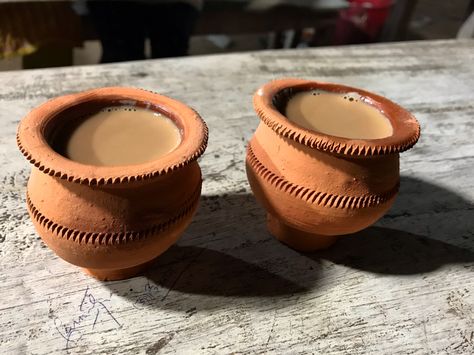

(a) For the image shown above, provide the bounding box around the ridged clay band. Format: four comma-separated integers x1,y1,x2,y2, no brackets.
26,183,201,246
247,143,399,209
16,87,208,186
253,78,421,157
17,130,208,186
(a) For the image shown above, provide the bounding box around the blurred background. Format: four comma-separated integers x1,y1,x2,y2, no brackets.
0,0,473,71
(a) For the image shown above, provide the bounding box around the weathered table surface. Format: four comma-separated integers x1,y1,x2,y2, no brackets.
1,39,474,354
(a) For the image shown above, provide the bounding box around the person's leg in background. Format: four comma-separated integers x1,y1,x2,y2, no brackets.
147,2,199,58
88,1,146,63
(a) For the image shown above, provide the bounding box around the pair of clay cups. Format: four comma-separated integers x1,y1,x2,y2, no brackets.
17,79,420,280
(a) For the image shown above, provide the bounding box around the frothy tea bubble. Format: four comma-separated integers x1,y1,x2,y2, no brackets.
65,106,182,166
285,90,393,139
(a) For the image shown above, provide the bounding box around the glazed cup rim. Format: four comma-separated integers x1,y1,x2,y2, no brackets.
253,78,420,156
17,87,208,186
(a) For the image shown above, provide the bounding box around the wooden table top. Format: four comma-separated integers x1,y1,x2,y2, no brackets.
1,39,473,354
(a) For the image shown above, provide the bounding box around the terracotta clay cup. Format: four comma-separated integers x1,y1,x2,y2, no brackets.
246,78,420,251
17,87,208,280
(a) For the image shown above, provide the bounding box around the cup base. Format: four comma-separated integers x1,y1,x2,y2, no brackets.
267,213,338,252
82,258,157,281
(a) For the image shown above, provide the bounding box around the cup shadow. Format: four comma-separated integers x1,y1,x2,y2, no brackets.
146,244,307,297
103,176,474,310
314,226,474,274
315,175,474,273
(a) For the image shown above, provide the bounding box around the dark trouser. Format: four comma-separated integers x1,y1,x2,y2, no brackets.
87,1,198,63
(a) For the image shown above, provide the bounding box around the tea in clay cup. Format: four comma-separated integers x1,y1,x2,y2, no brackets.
17,87,208,280
246,78,420,251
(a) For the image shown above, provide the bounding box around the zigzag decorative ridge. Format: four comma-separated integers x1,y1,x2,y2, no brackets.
246,144,398,209
254,105,420,156
16,124,208,186
26,184,201,245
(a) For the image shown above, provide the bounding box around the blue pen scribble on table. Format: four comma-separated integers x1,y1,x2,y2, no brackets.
133,281,161,309
54,286,122,350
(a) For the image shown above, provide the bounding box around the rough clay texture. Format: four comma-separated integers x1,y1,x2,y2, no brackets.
1,39,473,354
246,78,420,250
16,88,208,280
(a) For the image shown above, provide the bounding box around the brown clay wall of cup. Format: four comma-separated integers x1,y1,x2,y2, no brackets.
246,144,397,236
26,162,202,270
251,122,400,196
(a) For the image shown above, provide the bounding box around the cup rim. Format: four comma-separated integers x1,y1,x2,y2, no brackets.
17,87,208,186
253,78,420,157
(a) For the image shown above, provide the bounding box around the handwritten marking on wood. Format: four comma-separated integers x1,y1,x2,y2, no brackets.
52,287,122,350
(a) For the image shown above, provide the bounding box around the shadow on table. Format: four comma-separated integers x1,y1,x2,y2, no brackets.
314,226,473,275
314,175,474,274
104,176,474,310
146,244,307,296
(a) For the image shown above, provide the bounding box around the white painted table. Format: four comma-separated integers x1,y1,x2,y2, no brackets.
1,39,474,354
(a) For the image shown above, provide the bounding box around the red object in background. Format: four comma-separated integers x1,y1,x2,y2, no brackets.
334,0,394,44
